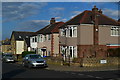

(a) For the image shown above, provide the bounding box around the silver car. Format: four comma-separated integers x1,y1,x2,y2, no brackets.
2,53,16,63
22,54,48,68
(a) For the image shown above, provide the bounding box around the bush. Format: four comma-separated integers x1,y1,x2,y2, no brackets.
22,51,35,58
107,48,120,57
72,58,80,63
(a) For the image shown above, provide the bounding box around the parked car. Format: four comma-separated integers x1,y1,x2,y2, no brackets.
22,54,48,68
2,53,16,63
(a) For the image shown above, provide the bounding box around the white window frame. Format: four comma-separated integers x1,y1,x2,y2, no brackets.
65,25,78,37
48,34,51,40
111,26,120,36
68,46,77,58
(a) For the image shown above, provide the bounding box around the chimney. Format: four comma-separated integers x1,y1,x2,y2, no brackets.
50,18,55,24
99,9,102,14
92,5,98,12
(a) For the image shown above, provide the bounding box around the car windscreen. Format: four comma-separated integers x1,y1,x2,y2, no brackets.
29,55,42,59
5,55,13,57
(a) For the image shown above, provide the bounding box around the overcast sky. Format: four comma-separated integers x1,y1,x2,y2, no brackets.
1,2,119,40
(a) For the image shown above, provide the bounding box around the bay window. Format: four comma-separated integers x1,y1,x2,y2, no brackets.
60,25,77,37
111,26,120,36
61,46,77,58
48,34,51,40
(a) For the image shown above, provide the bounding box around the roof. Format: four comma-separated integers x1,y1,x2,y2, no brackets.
10,31,34,47
2,40,11,45
60,10,120,28
32,22,64,36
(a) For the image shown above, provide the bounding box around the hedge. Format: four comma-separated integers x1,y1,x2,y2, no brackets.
22,51,36,58
107,48,120,57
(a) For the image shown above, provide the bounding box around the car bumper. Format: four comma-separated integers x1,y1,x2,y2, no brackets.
6,59,15,62
31,63,47,67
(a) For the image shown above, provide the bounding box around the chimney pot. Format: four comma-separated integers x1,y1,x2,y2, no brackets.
92,5,98,12
99,9,102,14
50,18,56,24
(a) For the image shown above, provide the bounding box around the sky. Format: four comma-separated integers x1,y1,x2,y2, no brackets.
1,2,120,40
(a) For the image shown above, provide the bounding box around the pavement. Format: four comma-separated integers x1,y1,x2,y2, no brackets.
46,64,119,72
16,61,120,72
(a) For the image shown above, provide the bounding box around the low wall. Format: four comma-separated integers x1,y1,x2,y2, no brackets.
45,57,120,67
82,57,120,67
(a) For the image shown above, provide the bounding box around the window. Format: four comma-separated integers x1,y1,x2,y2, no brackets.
37,35,40,42
19,36,21,38
61,29,65,36
26,36,28,38
48,34,51,40
35,37,37,42
48,51,51,56
61,46,77,58
32,38,34,42
44,35,46,41
60,25,77,37
73,26,77,37
111,26,120,36
69,47,72,57
69,27,72,37
40,35,43,42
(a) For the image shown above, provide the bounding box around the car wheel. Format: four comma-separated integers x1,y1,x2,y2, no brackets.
22,62,25,67
28,64,32,68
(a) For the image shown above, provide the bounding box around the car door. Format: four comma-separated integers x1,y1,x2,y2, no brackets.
25,55,29,66
23,55,29,65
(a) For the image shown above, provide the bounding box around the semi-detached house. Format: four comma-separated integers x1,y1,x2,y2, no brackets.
10,31,34,58
59,6,120,59
30,18,64,57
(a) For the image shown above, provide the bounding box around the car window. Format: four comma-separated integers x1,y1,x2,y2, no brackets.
5,55,13,57
29,55,41,59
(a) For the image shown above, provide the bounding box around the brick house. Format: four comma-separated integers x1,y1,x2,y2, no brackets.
59,6,120,59
36,18,64,57
10,31,34,57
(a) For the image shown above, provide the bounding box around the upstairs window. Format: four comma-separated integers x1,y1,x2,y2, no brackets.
48,34,51,40
26,36,28,38
44,35,47,41
40,35,43,42
35,37,37,42
19,36,21,38
37,35,40,42
32,38,34,42
111,26,120,36
60,29,65,36
69,27,72,37
60,25,77,37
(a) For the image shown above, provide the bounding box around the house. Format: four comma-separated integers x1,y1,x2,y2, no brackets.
35,18,64,57
30,33,38,52
10,31,34,57
59,6,120,59
1,38,12,53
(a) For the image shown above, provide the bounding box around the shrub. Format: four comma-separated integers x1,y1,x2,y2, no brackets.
72,58,80,63
22,51,35,58
107,48,120,57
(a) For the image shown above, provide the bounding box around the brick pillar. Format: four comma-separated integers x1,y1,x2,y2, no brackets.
93,12,99,45
51,34,54,56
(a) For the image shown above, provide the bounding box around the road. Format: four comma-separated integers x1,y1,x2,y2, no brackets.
2,62,120,80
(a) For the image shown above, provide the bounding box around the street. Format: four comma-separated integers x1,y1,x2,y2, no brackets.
2,62,120,80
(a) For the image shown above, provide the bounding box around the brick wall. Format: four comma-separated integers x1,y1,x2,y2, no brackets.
77,45,108,58
82,57,120,67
